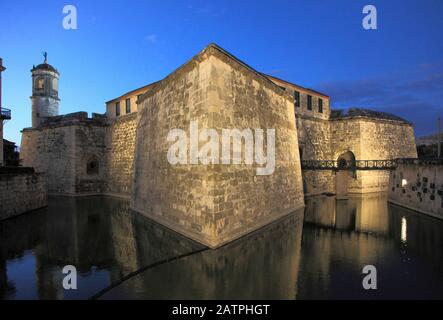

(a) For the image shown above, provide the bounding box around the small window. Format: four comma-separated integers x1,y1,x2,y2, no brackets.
35,77,45,90
87,159,99,176
318,98,323,113
125,98,131,114
294,91,300,107
137,94,142,104
52,78,58,92
307,95,312,110
116,102,120,116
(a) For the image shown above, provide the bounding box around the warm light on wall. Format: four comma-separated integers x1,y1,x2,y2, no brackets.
401,178,408,187
401,217,407,243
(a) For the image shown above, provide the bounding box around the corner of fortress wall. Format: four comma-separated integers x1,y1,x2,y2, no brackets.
130,46,305,248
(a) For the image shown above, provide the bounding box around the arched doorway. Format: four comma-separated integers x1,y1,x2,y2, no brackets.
336,151,356,199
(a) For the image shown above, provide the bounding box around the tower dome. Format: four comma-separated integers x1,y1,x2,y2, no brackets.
31,52,60,128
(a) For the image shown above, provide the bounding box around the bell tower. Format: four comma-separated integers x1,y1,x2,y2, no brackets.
31,52,60,127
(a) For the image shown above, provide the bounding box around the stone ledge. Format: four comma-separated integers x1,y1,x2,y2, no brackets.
388,199,443,221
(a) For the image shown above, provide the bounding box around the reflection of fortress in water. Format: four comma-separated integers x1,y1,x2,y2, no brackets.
1,195,443,299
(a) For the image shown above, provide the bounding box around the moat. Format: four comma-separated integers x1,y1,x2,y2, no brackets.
1,194,443,300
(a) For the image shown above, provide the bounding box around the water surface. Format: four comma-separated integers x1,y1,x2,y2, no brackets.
1,193,442,299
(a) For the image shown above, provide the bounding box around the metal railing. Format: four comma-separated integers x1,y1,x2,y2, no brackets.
301,158,443,171
301,159,398,171
0,107,11,119
396,158,443,166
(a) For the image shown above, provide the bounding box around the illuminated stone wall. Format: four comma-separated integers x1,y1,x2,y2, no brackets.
297,117,334,195
299,117,418,195
330,117,417,193
389,162,443,219
131,45,305,248
332,118,416,193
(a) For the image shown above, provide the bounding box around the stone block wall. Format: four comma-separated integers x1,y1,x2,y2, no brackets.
358,119,417,160
328,117,417,194
131,45,304,248
0,173,47,220
356,119,417,193
73,124,107,194
103,113,137,198
297,117,334,195
389,161,443,219
20,119,107,195
21,125,77,194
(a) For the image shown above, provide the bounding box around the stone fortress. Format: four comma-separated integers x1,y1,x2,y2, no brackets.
20,44,417,248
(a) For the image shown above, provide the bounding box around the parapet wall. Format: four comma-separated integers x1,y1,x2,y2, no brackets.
0,172,47,220
389,160,443,219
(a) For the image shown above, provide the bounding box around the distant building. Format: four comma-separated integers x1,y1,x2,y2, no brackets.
416,133,443,158
416,133,441,146
105,82,158,119
0,57,11,166
3,139,19,166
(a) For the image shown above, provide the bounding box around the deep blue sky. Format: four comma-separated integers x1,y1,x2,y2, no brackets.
1,0,442,145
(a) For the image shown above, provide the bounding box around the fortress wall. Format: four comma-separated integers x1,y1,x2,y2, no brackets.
330,118,364,193
329,118,417,193
358,119,417,193
20,122,107,195
330,119,363,160
21,126,77,194
389,162,443,219
207,52,305,247
103,113,137,198
0,173,47,220
131,52,215,246
358,119,417,160
297,117,334,195
72,124,107,194
131,46,304,248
